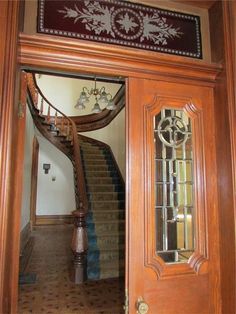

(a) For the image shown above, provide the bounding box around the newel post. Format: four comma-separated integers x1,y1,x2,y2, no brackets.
70,205,88,284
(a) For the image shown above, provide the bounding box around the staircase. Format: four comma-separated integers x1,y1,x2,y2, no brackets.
80,138,125,280
25,73,125,283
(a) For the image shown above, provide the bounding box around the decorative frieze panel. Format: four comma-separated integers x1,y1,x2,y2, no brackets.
38,0,202,59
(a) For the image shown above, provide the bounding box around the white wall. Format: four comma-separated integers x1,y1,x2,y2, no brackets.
84,108,126,179
36,74,121,117
36,134,76,216
20,106,35,230
36,74,125,178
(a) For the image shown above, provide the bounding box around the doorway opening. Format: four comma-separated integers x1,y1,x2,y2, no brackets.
18,70,126,313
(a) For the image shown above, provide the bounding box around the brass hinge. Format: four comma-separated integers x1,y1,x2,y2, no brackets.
123,288,129,314
18,102,25,119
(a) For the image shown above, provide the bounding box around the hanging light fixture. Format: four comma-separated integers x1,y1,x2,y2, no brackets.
74,77,116,113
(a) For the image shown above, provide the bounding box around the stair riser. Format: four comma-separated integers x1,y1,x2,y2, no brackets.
85,171,118,178
90,202,125,210
82,155,112,161
87,185,123,192
82,150,111,159
80,146,103,151
88,233,125,243
80,139,125,281
84,165,110,171
87,212,125,221
83,160,109,166
87,250,124,262
97,237,125,247
88,223,125,234
86,178,121,185
88,193,125,201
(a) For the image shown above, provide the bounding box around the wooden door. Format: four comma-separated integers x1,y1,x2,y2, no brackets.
126,78,221,314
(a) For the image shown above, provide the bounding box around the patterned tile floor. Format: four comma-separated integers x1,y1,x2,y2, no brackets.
18,225,124,314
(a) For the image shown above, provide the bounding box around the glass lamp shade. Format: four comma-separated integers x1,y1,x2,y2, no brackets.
79,91,90,104
74,100,86,110
91,102,102,113
106,99,116,110
98,91,109,104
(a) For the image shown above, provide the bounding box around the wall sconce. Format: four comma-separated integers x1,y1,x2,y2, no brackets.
43,163,51,174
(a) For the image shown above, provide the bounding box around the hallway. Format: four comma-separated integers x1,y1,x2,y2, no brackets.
18,225,124,314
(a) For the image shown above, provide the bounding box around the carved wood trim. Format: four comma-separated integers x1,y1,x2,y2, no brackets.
0,1,22,311
18,33,222,86
144,95,207,279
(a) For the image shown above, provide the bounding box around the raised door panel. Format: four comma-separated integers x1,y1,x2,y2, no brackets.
127,78,221,314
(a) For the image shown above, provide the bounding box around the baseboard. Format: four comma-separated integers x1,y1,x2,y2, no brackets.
20,222,31,254
35,214,73,225
19,222,34,273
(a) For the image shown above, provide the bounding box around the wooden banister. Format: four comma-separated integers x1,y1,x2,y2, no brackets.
26,73,88,283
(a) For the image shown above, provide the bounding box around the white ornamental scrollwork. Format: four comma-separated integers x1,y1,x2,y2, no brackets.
58,1,183,46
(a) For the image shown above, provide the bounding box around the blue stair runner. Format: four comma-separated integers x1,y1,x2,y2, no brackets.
80,139,125,280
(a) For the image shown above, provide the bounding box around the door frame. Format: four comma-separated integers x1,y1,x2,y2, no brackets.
0,1,235,313
30,136,39,228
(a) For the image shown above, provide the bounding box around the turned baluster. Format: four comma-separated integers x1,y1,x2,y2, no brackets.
54,111,58,129
34,89,39,109
47,105,50,123
70,205,88,284
61,117,65,135
40,98,44,115
66,120,70,140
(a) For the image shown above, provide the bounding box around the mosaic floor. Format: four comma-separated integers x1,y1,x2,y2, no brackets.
18,225,124,314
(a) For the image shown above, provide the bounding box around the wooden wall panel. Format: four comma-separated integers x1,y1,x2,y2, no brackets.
210,2,236,313
209,1,224,63
0,1,22,313
214,70,235,314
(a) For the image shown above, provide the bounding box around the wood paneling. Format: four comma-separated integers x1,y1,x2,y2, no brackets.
0,1,22,313
220,2,236,313
18,34,220,85
208,2,236,313
209,1,224,63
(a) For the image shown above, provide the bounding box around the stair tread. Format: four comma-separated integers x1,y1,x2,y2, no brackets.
88,245,125,252
88,184,123,186
88,232,125,237
80,140,125,281
87,191,125,194
88,209,124,213
87,219,125,224
89,200,124,203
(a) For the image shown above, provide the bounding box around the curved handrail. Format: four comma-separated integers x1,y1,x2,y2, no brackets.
26,73,88,214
